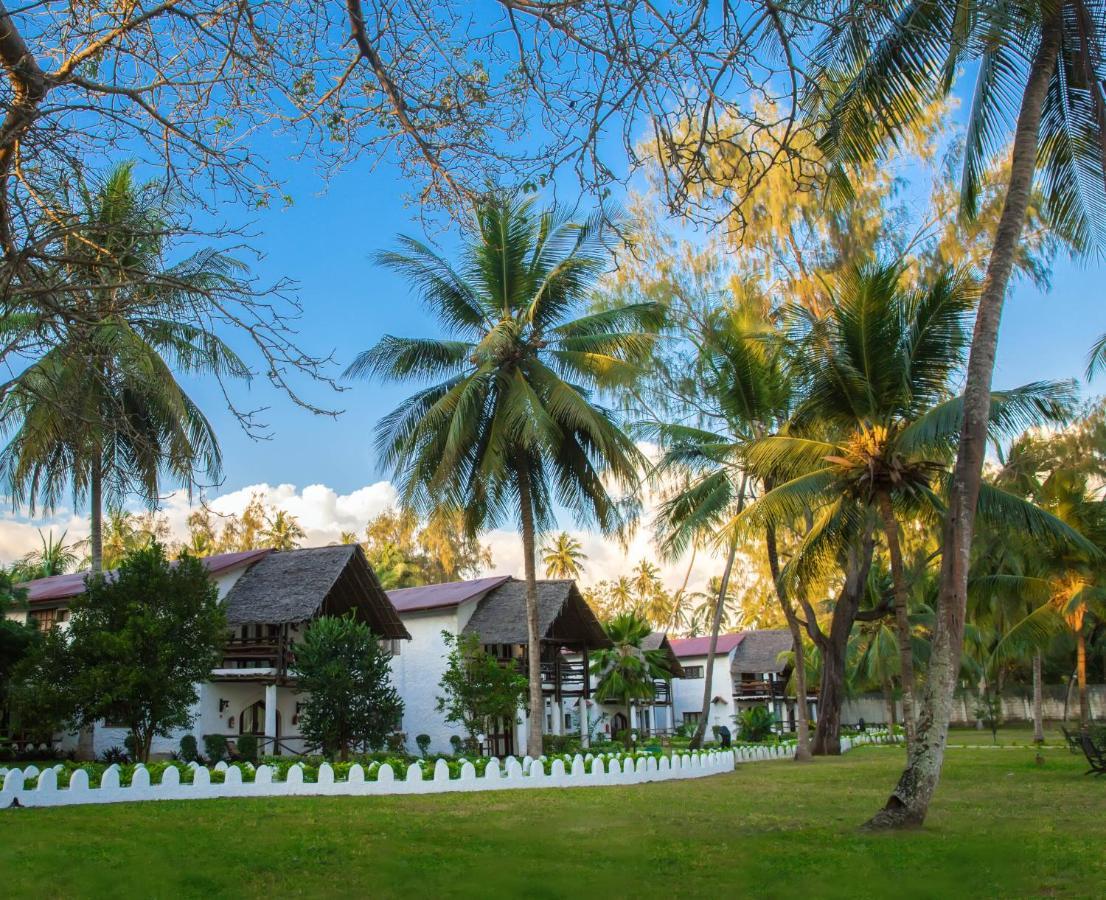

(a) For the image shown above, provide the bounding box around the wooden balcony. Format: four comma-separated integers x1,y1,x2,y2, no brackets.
220,633,295,676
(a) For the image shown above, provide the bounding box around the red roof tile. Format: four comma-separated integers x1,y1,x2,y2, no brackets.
668,633,744,658
20,549,271,604
388,575,511,613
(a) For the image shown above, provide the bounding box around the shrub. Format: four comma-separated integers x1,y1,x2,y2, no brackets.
123,732,139,759
736,707,776,742
203,733,228,762
236,734,259,762
449,735,463,756
179,734,199,763
542,734,581,755
385,732,406,753
100,745,129,764
415,734,431,758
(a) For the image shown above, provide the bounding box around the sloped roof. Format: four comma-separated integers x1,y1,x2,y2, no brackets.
641,631,686,678
462,577,610,649
668,633,744,659
730,629,793,674
19,549,270,604
388,575,510,614
223,544,409,639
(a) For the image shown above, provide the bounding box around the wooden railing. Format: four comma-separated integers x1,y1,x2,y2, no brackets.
220,634,294,674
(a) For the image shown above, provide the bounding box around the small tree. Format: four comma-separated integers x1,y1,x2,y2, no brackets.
294,616,403,760
436,631,528,753
1,571,43,735
590,612,674,746
21,544,226,762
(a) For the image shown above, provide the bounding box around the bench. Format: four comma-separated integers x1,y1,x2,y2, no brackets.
1079,732,1106,776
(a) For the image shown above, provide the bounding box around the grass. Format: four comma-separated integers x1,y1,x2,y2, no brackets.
2,729,1103,899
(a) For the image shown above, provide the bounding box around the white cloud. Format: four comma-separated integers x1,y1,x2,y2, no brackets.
1,475,728,593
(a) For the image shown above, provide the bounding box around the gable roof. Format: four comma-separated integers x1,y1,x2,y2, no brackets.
668,633,744,659
223,544,410,639
462,577,610,649
388,575,510,614
730,629,793,674
19,549,270,605
641,631,686,678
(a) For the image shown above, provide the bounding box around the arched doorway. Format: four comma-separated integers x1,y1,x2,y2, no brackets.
239,699,280,739
610,711,629,738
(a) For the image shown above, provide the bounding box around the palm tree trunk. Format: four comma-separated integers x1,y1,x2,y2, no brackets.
1077,629,1089,728
875,491,917,750
689,540,737,750
1032,652,1044,743
765,523,811,761
884,678,897,730
515,456,544,759
89,457,103,575
865,9,1063,830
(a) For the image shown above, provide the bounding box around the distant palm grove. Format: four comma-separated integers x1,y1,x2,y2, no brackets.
2,0,1106,845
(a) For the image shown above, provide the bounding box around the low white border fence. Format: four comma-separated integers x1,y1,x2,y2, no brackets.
1,730,897,810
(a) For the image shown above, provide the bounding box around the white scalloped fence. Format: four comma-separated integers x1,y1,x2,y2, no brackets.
1,731,897,809
3,750,733,809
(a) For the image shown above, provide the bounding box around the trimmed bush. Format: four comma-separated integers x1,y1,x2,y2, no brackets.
236,734,258,763
449,735,463,756
415,734,431,758
179,734,199,763
203,733,228,763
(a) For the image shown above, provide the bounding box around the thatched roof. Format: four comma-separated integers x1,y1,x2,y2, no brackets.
223,544,410,639
462,577,610,649
641,631,686,678
730,629,792,675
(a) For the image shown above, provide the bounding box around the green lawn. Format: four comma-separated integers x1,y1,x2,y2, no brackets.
2,733,1103,899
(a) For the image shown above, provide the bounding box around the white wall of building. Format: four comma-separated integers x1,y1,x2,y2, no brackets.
671,651,737,734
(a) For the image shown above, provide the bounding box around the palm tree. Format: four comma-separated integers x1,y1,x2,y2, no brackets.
263,509,306,551
814,0,1106,829
346,194,660,757
0,163,247,576
652,296,811,755
11,529,78,581
739,262,1080,752
590,611,675,745
541,532,588,579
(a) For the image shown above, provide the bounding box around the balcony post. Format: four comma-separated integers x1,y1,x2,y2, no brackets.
264,683,278,752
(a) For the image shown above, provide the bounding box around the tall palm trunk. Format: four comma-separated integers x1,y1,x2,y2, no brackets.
865,9,1063,829
876,491,917,749
1076,629,1089,728
883,678,898,730
1032,652,1044,743
76,454,104,762
689,541,737,750
765,523,811,761
516,457,544,758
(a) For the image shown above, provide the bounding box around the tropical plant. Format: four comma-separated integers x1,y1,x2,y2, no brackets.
736,706,777,742
263,509,306,551
347,193,660,756
10,530,78,581
813,0,1106,829
541,532,588,579
0,163,247,576
293,615,404,760
436,631,528,753
589,612,675,746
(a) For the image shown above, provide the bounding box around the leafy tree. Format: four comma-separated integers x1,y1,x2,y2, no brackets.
294,615,403,760
0,569,41,736
347,194,660,757
0,163,244,575
590,612,674,746
541,532,588,580
436,631,528,753
18,543,226,761
813,0,1106,830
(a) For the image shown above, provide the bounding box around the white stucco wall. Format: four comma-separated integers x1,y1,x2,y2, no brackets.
672,651,737,734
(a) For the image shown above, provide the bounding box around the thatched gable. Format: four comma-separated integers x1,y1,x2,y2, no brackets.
462,578,610,650
730,629,792,675
223,544,410,639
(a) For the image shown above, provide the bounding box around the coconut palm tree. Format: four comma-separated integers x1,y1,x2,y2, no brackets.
346,194,660,757
263,509,306,551
541,532,588,579
590,611,675,745
813,0,1106,828
10,529,78,581
0,163,248,576
738,261,1079,751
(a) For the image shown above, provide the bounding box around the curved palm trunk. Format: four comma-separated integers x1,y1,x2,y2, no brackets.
516,458,544,759
865,10,1063,829
689,541,737,750
812,526,875,755
883,678,898,730
876,491,917,750
765,524,811,761
1032,652,1044,743
76,456,104,763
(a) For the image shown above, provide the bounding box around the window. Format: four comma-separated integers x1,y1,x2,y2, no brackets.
564,713,573,731
28,608,68,631
683,665,704,679
682,712,701,725
379,637,402,657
